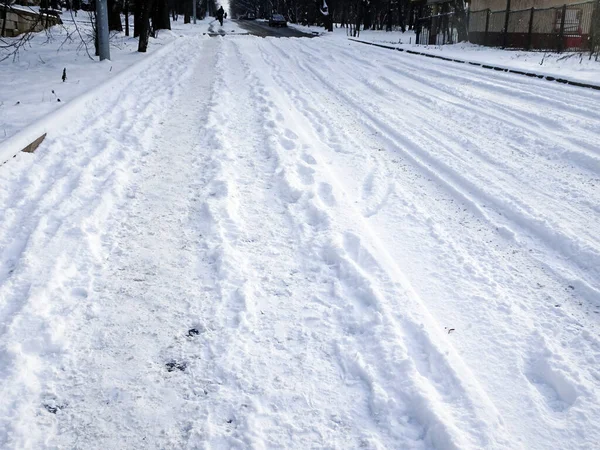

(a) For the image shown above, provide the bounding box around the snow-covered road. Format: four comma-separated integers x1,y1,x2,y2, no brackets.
1,34,599,449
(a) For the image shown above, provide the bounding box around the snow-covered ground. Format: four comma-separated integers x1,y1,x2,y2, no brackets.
0,13,241,146
1,25,600,450
393,42,600,85
289,24,600,85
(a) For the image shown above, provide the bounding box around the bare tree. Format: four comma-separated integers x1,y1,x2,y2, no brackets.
137,0,153,51
108,0,123,31
153,0,171,30
1,3,53,61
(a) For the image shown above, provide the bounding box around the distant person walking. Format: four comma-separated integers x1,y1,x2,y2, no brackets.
217,6,224,26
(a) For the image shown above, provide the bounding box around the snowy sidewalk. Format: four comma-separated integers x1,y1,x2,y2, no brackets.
0,16,242,151
1,34,599,449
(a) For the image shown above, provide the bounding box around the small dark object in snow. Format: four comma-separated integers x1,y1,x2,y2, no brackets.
14,101,20,105
165,360,187,372
555,304,561,307
568,285,575,290
57,99,61,102
446,328,455,334
43,404,63,414
22,133,46,154
227,419,233,424
187,328,200,337
62,68,66,82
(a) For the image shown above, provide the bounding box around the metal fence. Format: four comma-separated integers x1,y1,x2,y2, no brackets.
416,13,459,45
417,0,598,52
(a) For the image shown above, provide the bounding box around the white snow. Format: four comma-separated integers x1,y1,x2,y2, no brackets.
1,23,600,450
0,14,241,150
289,24,600,85
354,32,599,85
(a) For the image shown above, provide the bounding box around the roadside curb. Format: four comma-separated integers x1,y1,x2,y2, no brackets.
348,38,600,92
0,36,188,167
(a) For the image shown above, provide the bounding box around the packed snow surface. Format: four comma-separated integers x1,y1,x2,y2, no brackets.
0,16,241,145
1,31,600,450
291,24,600,85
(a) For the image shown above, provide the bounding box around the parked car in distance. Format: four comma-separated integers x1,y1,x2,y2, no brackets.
239,12,256,20
269,14,286,27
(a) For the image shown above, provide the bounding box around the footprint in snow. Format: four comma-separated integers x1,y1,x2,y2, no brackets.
296,164,315,185
301,153,317,165
165,361,187,372
284,128,298,140
317,182,336,207
280,137,296,151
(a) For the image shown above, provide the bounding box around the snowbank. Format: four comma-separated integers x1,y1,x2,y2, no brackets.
348,29,599,85
0,13,217,153
287,24,600,85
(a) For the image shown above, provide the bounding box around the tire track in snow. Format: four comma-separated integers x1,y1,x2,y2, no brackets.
336,46,600,196
258,37,600,449
309,42,600,312
327,46,600,284
340,43,600,137
328,44,600,194
290,40,600,305
186,37,416,449
252,38,510,450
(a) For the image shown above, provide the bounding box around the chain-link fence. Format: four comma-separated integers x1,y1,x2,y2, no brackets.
417,1,598,53
466,0,598,51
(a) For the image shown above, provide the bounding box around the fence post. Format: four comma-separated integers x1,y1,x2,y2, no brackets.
503,0,512,48
527,7,535,50
467,7,471,41
558,4,567,52
591,0,600,53
484,9,490,45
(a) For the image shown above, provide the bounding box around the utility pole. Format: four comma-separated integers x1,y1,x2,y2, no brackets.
96,0,110,60
193,0,197,24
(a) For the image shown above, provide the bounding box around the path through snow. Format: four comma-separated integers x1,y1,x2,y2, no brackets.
0,34,599,449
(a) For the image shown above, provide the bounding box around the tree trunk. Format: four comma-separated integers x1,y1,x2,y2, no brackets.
108,0,123,31
138,0,153,52
125,0,129,36
184,0,190,23
134,0,142,37
453,0,468,42
152,0,171,30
